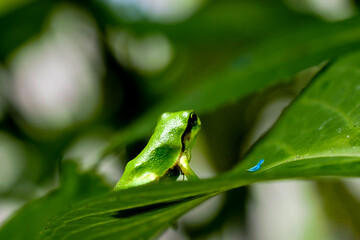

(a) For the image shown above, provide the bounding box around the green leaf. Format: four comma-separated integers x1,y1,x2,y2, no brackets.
0,162,110,240
102,13,360,156
38,51,360,239
234,54,360,178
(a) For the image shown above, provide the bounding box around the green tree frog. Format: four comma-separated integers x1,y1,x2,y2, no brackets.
114,110,201,191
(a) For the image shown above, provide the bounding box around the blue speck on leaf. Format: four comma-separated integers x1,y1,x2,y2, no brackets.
247,159,264,172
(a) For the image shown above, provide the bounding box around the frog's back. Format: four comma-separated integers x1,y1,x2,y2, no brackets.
114,144,181,190
114,111,192,190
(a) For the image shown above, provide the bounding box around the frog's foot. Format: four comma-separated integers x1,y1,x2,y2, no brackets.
179,155,199,181
134,172,159,186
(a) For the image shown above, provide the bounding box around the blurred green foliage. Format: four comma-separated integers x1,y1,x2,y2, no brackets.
0,0,360,239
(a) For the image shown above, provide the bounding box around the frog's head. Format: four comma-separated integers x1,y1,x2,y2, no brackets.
157,110,201,151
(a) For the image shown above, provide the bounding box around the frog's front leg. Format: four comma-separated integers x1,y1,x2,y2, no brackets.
179,154,199,181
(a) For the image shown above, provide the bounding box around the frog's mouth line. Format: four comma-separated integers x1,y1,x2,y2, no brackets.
181,115,194,152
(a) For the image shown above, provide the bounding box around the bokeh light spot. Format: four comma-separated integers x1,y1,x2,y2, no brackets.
9,6,103,130
108,30,173,74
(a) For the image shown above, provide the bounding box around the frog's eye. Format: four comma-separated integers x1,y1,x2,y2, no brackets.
189,113,198,127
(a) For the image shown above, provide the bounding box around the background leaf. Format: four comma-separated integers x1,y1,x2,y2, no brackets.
103,13,360,156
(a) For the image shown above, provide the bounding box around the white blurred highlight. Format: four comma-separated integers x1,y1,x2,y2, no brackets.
343,178,360,202
285,0,355,21
243,97,292,154
248,181,332,240
308,0,354,20
9,6,103,130
108,30,173,74
65,133,123,185
0,199,25,227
